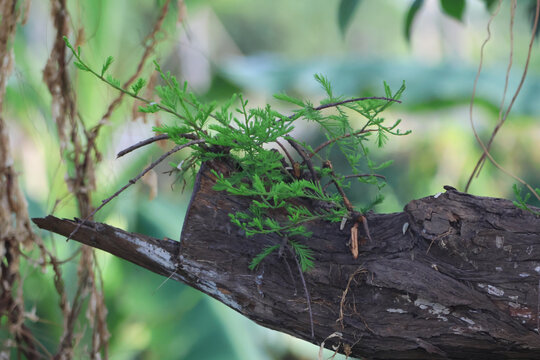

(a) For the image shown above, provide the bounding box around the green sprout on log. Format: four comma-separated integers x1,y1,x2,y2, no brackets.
63,36,409,272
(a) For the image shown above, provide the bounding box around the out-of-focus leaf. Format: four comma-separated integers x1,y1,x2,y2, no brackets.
440,0,465,22
338,0,361,36
528,0,540,39
482,0,498,11
404,0,424,42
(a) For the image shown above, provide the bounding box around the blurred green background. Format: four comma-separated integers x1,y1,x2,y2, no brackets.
5,0,539,359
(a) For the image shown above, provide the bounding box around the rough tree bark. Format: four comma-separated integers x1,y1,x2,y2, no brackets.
33,160,540,360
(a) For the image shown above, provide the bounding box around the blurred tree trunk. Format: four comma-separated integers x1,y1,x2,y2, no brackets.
34,160,540,360
0,0,41,358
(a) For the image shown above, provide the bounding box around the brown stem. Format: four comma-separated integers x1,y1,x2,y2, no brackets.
116,133,200,158
309,129,377,159
322,173,386,191
312,96,401,112
67,139,205,241
324,161,353,212
275,139,295,168
285,137,319,184
117,134,170,158
289,245,314,339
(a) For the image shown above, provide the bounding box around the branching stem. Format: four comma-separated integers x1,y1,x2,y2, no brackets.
322,173,386,191
67,139,205,241
324,161,353,212
309,129,377,159
275,139,295,168
117,134,169,158
313,97,401,112
285,137,319,184
116,133,199,158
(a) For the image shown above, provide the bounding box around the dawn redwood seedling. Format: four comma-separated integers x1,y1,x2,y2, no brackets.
63,36,409,272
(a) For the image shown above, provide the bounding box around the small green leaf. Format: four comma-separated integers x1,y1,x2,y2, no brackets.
62,36,72,48
314,74,333,99
289,240,315,272
274,93,304,107
63,36,77,55
372,159,393,170
252,175,265,193
440,0,465,22
338,0,362,36
404,0,424,42
73,61,89,72
105,74,121,88
249,245,280,270
131,78,146,96
100,56,114,77
139,103,160,113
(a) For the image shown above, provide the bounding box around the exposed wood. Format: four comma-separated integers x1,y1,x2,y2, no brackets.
33,161,540,359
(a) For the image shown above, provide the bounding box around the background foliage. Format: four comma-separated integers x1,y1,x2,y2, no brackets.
2,0,539,359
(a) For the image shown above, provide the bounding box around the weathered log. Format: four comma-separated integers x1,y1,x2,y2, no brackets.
33,161,540,359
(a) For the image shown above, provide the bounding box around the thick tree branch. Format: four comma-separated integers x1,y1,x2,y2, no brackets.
33,161,540,360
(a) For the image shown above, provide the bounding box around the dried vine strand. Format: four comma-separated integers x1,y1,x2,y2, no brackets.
475,0,516,177
97,0,171,126
465,0,540,202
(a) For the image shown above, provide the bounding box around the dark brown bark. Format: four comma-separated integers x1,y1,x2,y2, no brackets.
33,161,540,360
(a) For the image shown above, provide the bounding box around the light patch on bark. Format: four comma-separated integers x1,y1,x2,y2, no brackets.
487,285,505,297
386,308,407,314
115,230,175,271
495,236,504,248
458,317,475,326
414,298,449,321
477,283,505,297
178,256,242,311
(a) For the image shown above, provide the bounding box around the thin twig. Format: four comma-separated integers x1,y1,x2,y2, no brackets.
67,139,205,241
284,95,398,165
309,129,376,159
313,96,401,112
279,237,298,296
116,133,200,158
275,138,295,168
322,173,386,191
285,137,319,184
289,245,315,339
117,134,170,158
337,267,366,330
324,161,353,211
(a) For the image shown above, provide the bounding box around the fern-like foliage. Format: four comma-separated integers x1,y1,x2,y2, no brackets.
64,37,409,272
